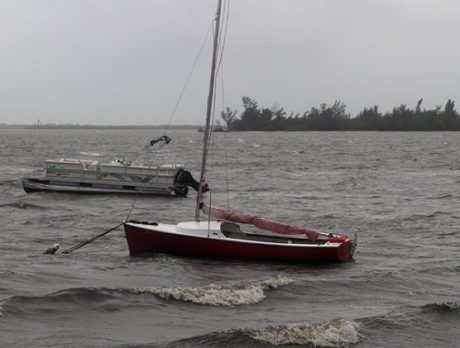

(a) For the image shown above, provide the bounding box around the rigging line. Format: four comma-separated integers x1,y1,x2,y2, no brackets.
200,0,227,219
208,0,227,131
210,0,229,133
206,188,212,237
217,0,229,111
218,0,231,209
61,222,124,254
217,0,230,72
205,0,229,210
203,26,220,217
205,22,219,168
223,121,230,209
218,34,230,209
126,198,137,222
207,0,227,137
164,21,214,133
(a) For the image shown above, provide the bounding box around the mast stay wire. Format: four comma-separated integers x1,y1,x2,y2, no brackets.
130,19,215,179
206,0,230,223
125,19,215,222
164,21,214,133
206,20,218,225
219,0,231,210
208,0,230,143
116,21,214,168
216,0,231,209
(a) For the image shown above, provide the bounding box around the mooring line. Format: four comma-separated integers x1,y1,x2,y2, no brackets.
61,222,125,254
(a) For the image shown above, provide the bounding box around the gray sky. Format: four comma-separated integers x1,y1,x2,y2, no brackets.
1,0,460,125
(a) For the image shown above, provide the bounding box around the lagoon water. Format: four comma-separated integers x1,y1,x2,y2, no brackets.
0,129,459,347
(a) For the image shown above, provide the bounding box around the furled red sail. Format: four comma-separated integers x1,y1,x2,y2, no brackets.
201,204,319,242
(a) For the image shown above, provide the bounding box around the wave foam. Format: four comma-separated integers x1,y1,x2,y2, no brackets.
433,301,460,311
242,319,359,347
0,277,292,310
140,275,292,306
79,152,104,156
419,301,460,314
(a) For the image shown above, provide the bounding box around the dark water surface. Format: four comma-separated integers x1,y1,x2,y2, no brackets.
0,129,459,347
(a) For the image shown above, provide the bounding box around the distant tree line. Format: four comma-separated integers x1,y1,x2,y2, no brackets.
220,97,460,131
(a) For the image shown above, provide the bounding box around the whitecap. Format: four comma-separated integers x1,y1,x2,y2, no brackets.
242,319,360,347
438,301,460,311
139,274,292,306
79,152,104,157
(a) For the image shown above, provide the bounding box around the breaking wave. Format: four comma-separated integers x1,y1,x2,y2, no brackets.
140,319,360,348
239,319,360,346
118,319,360,348
422,301,460,312
141,274,292,306
0,275,292,314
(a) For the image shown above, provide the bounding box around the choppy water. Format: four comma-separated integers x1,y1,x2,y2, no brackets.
0,129,459,347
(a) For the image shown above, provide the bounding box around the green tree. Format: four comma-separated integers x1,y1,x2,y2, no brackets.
237,97,260,130
220,107,237,130
440,99,460,130
227,97,460,131
354,106,382,130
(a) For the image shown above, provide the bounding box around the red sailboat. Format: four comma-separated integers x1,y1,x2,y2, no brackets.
124,0,357,263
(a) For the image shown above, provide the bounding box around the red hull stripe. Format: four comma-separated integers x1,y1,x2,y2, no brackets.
124,224,353,262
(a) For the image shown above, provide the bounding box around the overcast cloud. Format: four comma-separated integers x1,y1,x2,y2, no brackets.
1,0,459,125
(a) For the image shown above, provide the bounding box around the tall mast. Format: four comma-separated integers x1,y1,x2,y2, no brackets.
195,0,223,220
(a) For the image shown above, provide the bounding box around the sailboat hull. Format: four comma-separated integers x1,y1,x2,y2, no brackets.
124,222,355,263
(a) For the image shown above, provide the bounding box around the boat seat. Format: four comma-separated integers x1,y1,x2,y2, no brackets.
220,222,287,243
220,221,243,237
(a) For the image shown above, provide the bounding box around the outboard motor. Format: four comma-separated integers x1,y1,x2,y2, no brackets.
174,169,209,193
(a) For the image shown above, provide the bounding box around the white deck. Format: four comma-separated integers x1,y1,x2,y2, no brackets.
131,221,225,238
125,221,342,248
